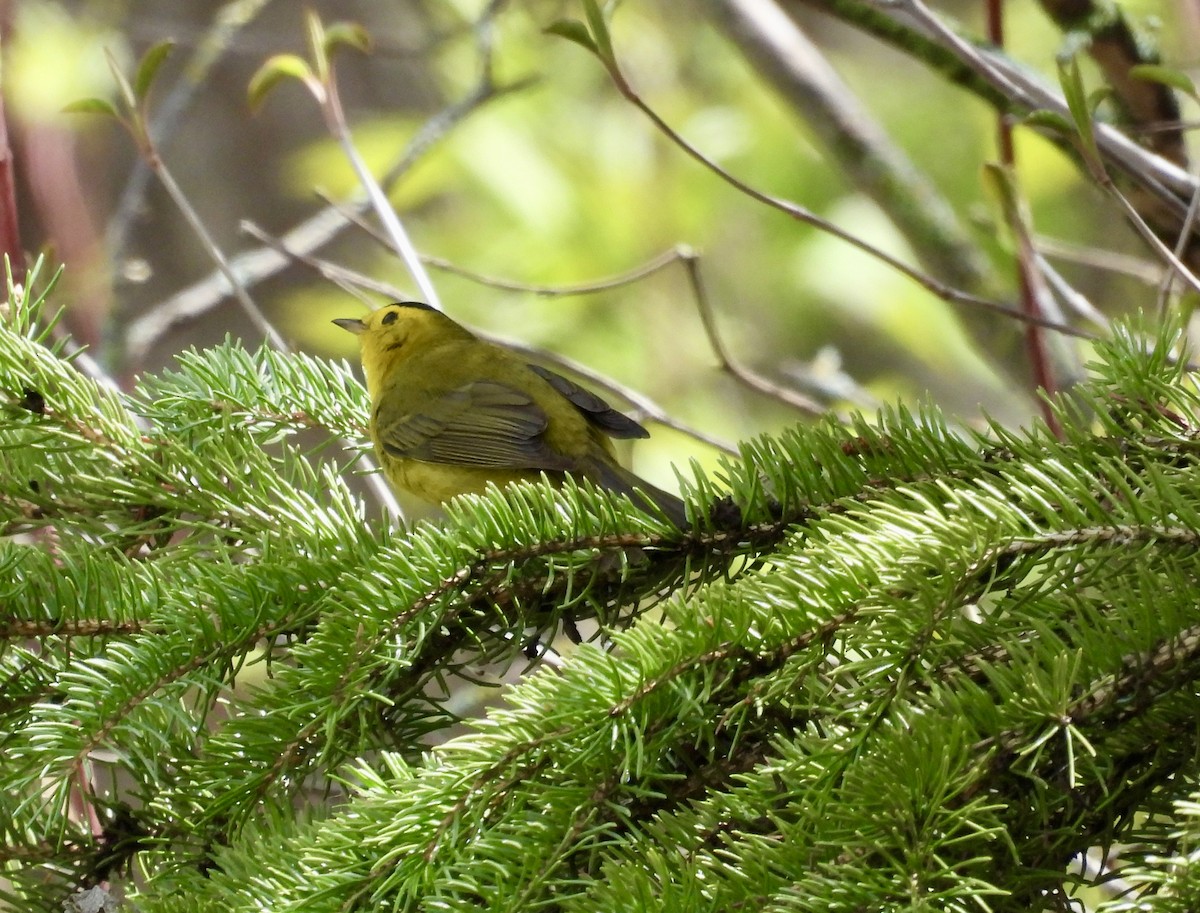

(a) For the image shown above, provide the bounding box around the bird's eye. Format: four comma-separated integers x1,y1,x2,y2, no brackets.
381,311,399,326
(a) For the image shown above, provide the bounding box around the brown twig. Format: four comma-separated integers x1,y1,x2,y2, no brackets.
680,250,825,415
1035,235,1161,286
700,0,991,295
1158,174,1200,314
985,0,1063,437
593,42,1098,344
873,0,1194,210
0,83,22,281
105,0,277,357
123,75,524,365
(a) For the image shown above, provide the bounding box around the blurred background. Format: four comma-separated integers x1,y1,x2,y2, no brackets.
2,0,1191,507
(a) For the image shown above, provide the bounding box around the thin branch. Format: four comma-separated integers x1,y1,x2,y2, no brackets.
1103,174,1200,298
320,66,441,310
314,192,705,297
983,0,1064,436
123,76,522,365
283,0,509,313
1158,170,1200,314
148,159,288,353
1010,177,1065,437
315,190,696,297
869,0,1195,210
239,220,381,305
424,248,691,297
595,45,1098,344
1035,235,1162,286
681,250,825,415
700,0,992,294
1035,255,1109,330
106,0,277,329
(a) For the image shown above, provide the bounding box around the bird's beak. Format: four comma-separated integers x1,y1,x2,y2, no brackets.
332,317,367,335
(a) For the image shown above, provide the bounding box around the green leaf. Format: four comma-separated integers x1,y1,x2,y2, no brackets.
61,97,120,118
305,8,329,84
134,40,175,103
1056,54,1103,178
323,21,372,59
582,0,616,65
247,54,314,111
1019,109,1076,135
1130,64,1199,103
1086,86,1116,112
544,19,598,56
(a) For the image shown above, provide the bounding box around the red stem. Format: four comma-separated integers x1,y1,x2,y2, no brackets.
987,0,1062,437
0,7,23,281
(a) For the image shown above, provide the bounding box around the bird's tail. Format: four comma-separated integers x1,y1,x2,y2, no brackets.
583,457,689,529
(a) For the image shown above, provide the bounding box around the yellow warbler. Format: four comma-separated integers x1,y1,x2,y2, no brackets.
335,302,686,526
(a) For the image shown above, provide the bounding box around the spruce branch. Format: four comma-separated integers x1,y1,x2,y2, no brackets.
9,283,1200,910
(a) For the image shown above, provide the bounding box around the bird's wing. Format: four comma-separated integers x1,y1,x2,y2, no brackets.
375,380,574,469
526,364,649,440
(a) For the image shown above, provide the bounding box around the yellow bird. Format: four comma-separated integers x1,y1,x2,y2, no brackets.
334,302,687,527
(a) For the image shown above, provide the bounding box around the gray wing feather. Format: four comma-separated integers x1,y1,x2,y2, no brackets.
527,364,649,440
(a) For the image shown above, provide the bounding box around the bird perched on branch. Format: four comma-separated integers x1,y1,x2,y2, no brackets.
335,302,687,527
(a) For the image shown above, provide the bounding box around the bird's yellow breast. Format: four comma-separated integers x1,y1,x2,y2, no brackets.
381,458,543,504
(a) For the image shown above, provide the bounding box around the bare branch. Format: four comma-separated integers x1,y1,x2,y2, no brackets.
700,0,992,294
124,76,523,365
681,250,825,416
